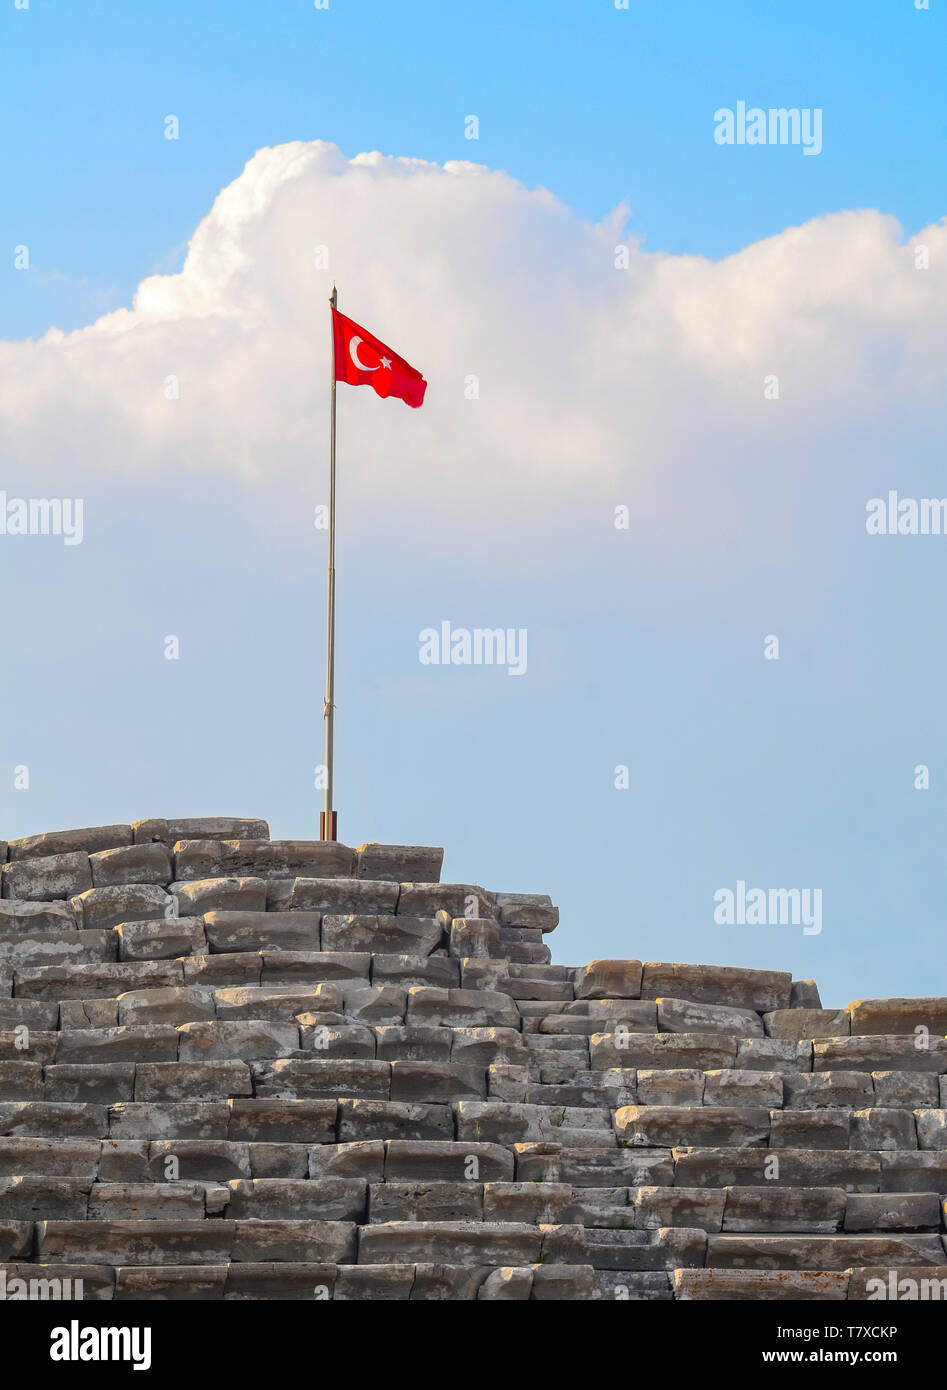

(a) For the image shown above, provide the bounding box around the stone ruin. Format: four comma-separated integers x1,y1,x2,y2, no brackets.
0,814,945,1302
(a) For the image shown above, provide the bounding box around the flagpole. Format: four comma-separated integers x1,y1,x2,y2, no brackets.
321,285,338,842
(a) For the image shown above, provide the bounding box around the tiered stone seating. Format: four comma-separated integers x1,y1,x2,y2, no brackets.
0,815,945,1299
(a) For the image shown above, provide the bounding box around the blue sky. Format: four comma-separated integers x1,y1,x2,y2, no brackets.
0,0,945,1007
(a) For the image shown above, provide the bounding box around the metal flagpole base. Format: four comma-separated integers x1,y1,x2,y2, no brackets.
320,811,338,842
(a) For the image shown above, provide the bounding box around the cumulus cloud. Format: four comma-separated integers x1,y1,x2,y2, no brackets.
0,140,943,552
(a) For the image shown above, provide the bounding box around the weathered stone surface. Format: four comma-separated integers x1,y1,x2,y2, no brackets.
615,1106,770,1148
269,877,398,915
224,1262,337,1300
673,1147,881,1192
226,1178,366,1221
356,844,443,883
183,953,262,988
635,1070,702,1106
657,997,763,1037
254,1058,390,1100
133,817,270,846
407,987,519,1029
8,825,132,862
88,1183,206,1220
228,1100,336,1144
384,1140,514,1182
478,1265,533,1300
3,852,92,902
260,950,370,987
844,1192,940,1231
735,1037,812,1074
117,986,216,1027
358,1220,541,1266
851,1108,916,1150
591,1032,736,1072
915,1110,947,1150
398,884,494,919
790,979,823,1009
174,839,355,882
342,986,406,1024
880,1151,947,1193
204,911,321,954
372,955,459,990
71,885,172,930
56,1027,179,1063
849,997,947,1036
323,914,442,956
89,844,172,889
707,1232,945,1270
764,1009,850,1039
338,1100,451,1142
177,1020,299,1062
814,1036,947,1073
215,984,341,1021
308,1141,385,1181
0,899,76,932
332,1264,410,1300
703,1070,783,1108
448,919,502,960
390,1061,485,1103
783,1072,874,1109
770,1110,851,1149
369,1181,481,1223
574,960,643,1000
722,1186,846,1233
45,1063,135,1103
171,877,268,916
135,1061,252,1102
642,963,791,1012
674,1269,848,1300
0,1137,100,1178
109,1102,230,1141
0,928,113,969
118,918,205,961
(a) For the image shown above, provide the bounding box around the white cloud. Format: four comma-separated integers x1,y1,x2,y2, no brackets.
0,140,943,549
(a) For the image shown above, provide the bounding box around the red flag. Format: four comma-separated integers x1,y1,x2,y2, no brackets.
332,308,427,408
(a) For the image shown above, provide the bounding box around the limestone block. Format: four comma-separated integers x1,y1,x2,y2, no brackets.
135,1061,252,1102
301,1023,376,1057
390,1061,485,1103
614,1106,770,1148
915,1110,947,1150
448,919,502,959
144,1140,251,1181
880,1151,947,1192
851,1108,916,1150
118,918,205,961
177,1020,299,1062
225,1178,366,1222
108,1102,230,1141
253,1059,390,1100
630,1186,726,1232
338,1100,451,1142
307,1141,385,1181
249,1144,309,1179
0,900,76,931
849,997,947,1036
8,825,132,861
56,1027,179,1064
173,839,355,882
369,1181,481,1223
260,950,370,988
764,1009,850,1039
45,1063,136,1104
59,998,119,1029
371,955,459,992
3,852,92,902
591,1032,736,1072
783,1072,874,1109
0,1137,100,1179
770,1110,851,1149
90,844,172,889
398,884,494,919
406,987,519,1029
332,1265,411,1300
204,911,321,954
674,1269,847,1300
478,1266,533,1300
707,1232,945,1270
0,929,114,969
88,1183,206,1220
790,979,823,1009
323,914,442,956
342,986,406,1024
642,962,791,1012
215,984,342,1022
814,1036,947,1073
532,1265,598,1299
574,960,643,1000
735,1037,812,1073
657,997,763,1037
183,953,262,989
845,1192,940,1231
117,986,216,1027
356,844,444,883
0,1102,108,1138
723,1185,846,1233
268,876,398,915
228,1100,336,1144
703,1070,784,1108
673,1146,880,1192
133,817,269,845
71,885,173,931
170,878,267,916
358,1220,541,1266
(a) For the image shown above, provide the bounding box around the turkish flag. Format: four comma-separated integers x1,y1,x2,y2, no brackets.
332,308,427,408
